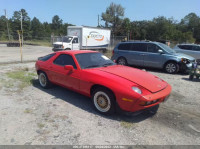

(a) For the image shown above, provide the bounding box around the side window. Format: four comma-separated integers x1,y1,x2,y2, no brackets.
72,38,78,43
131,43,147,52
147,44,160,53
192,46,200,51
179,45,193,50
178,45,185,49
118,43,131,51
53,54,77,69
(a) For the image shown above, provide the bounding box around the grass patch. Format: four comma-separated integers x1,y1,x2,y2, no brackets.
120,121,134,129
37,123,45,129
25,40,52,47
6,70,37,90
24,108,33,114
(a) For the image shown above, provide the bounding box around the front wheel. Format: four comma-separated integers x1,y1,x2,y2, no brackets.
117,57,127,66
165,62,179,74
92,87,115,115
65,48,71,50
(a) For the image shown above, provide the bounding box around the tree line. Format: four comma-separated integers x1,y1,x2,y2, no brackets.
0,3,200,44
101,3,200,44
0,9,73,41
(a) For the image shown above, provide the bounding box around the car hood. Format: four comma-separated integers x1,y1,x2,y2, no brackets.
174,52,195,61
95,65,168,93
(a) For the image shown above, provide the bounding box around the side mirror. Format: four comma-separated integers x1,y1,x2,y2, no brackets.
158,49,164,54
64,65,74,71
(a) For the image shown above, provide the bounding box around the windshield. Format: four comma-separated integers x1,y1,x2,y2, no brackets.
63,36,73,43
158,43,176,54
75,53,115,69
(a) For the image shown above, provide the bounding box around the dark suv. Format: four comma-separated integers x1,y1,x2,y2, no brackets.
111,41,195,73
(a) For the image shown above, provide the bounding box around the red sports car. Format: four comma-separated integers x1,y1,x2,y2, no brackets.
35,50,171,114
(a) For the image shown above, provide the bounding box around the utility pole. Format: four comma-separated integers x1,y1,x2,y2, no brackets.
21,11,23,47
4,9,10,41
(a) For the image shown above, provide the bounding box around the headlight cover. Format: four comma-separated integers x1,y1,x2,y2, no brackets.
181,58,190,64
132,87,142,94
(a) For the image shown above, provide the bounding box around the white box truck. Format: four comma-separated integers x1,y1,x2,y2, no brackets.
52,26,111,51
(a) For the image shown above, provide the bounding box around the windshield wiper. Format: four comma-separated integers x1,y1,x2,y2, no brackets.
102,63,114,67
85,65,100,69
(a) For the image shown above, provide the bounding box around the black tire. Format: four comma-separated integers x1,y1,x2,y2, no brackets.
65,48,71,50
38,71,52,88
143,105,159,116
117,57,127,66
189,75,194,80
164,62,179,74
92,87,115,115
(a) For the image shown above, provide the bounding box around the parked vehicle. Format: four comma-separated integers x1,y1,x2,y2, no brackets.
111,41,195,74
173,44,200,63
189,61,200,80
52,26,111,51
35,50,171,115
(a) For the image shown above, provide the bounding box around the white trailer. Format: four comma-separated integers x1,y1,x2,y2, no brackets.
52,26,111,51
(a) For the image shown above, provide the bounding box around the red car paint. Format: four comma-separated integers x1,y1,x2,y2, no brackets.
35,50,171,112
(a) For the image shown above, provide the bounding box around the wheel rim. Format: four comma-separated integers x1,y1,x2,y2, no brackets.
118,58,126,65
94,91,111,112
166,63,176,73
39,73,47,87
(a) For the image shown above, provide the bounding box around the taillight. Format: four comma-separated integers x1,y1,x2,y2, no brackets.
112,49,114,55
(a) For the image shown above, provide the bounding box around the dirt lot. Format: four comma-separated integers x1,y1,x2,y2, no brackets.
0,45,200,145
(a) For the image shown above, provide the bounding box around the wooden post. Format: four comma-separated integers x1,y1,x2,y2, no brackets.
18,30,23,63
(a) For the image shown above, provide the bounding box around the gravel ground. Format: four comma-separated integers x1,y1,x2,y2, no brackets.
0,45,200,145
0,44,51,64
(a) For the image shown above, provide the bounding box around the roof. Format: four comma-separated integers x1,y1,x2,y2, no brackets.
67,26,111,31
120,41,158,44
56,50,98,55
177,44,200,46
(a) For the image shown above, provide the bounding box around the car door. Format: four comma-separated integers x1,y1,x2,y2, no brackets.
72,38,80,50
49,54,80,90
127,43,147,66
143,43,165,68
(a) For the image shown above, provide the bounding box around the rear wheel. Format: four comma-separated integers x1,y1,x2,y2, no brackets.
117,57,127,66
165,62,179,74
92,87,115,115
38,72,52,88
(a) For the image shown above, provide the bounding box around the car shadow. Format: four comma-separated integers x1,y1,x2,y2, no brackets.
31,79,157,123
182,77,200,82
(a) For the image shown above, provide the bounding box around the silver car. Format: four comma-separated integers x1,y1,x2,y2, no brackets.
111,41,195,74
173,44,200,63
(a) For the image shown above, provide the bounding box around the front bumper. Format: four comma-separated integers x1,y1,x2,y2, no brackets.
118,85,172,113
179,62,193,72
